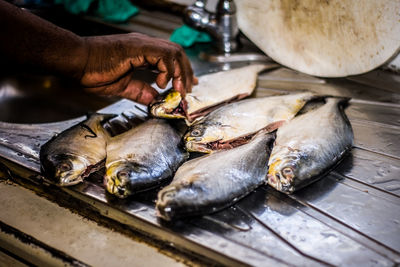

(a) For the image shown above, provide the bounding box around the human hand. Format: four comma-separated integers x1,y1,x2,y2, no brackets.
80,33,197,105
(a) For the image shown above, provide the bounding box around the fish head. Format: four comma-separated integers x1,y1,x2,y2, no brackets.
105,161,153,198
41,153,90,186
149,90,186,119
156,182,202,221
184,123,225,153
267,148,307,193
156,185,180,221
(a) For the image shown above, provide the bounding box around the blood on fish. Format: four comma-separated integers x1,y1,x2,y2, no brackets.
205,121,284,151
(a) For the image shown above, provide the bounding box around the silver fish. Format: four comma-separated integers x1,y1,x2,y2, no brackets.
104,119,188,198
267,97,353,193
40,113,112,186
185,92,316,153
156,131,275,221
150,64,273,123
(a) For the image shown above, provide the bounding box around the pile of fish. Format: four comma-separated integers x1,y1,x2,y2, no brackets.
40,64,353,221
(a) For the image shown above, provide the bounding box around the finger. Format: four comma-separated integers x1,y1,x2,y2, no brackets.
172,59,185,97
185,75,198,94
193,76,199,85
183,57,195,93
174,51,195,94
144,55,159,66
172,78,185,97
155,58,174,89
129,55,146,68
120,80,159,105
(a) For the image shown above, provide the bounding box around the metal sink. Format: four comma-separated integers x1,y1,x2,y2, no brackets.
0,73,116,123
1,4,400,267
0,66,162,124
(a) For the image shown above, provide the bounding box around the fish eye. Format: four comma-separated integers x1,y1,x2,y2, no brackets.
58,162,71,172
164,191,175,199
191,129,202,137
282,167,294,179
160,187,176,200
117,170,129,180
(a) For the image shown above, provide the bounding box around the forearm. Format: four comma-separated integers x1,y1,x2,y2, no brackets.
0,1,88,79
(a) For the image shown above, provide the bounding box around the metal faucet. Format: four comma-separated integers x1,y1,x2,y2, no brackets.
183,0,239,53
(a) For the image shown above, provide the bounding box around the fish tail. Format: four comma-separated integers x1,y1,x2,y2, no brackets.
325,96,352,110
326,97,354,143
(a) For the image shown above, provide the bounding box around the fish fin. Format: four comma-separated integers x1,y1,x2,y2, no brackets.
297,97,326,115
80,123,98,139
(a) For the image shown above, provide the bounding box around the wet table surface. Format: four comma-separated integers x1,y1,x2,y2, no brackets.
0,61,399,266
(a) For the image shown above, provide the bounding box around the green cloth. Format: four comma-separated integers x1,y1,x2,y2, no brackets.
97,0,138,22
55,0,139,23
170,25,212,48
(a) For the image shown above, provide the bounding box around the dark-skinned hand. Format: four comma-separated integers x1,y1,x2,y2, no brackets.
80,33,198,105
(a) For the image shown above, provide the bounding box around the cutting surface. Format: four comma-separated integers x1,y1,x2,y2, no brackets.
236,0,400,77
